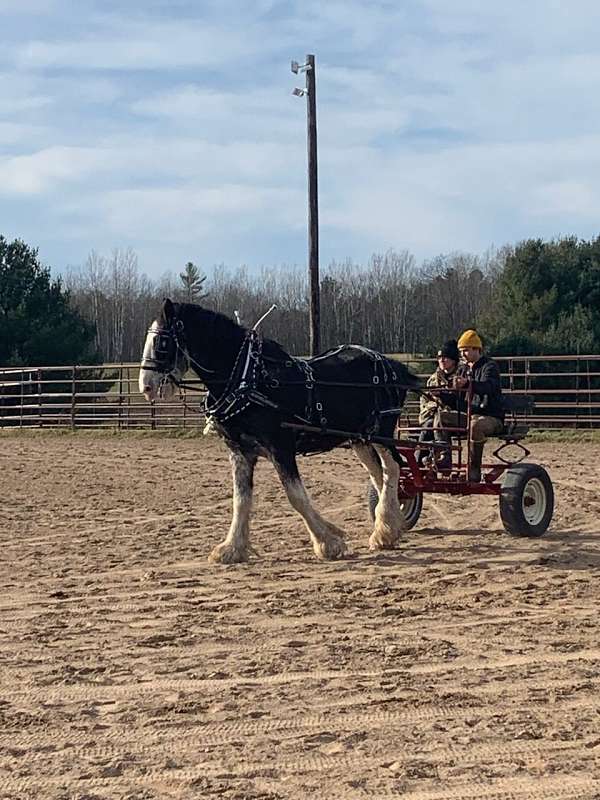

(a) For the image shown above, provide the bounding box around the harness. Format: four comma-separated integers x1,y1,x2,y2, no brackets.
204,328,279,423
143,307,418,437
202,337,411,435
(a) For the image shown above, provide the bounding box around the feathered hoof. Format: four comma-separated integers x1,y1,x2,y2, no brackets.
313,533,348,561
208,541,249,564
369,524,403,551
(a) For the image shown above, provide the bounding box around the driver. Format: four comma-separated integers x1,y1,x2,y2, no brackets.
435,329,504,482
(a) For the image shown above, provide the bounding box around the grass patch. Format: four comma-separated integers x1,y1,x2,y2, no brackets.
2,425,598,444
525,429,600,443
0,426,210,441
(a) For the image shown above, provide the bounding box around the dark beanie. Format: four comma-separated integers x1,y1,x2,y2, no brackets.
438,339,459,362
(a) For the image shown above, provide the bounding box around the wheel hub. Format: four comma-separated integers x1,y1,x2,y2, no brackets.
522,477,547,526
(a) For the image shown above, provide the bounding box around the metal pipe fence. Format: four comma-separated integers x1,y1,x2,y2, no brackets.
1,355,599,430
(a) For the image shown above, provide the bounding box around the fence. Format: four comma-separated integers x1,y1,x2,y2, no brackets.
1,355,599,430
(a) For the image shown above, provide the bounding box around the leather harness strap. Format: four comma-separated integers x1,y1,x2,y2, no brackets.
144,315,417,435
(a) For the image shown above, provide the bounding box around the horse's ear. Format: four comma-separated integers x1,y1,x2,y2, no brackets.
162,297,175,324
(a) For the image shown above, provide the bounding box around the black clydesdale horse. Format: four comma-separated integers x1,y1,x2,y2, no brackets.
139,299,418,563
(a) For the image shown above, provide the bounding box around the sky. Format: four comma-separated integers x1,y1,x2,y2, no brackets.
2,0,600,279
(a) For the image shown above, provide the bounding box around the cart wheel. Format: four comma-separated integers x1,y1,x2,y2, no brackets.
367,482,423,530
499,463,554,537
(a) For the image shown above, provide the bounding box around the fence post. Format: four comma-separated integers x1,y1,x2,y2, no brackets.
126,367,131,430
19,371,24,429
70,367,76,430
118,365,124,430
574,353,580,426
586,358,592,429
37,368,43,428
0,372,5,427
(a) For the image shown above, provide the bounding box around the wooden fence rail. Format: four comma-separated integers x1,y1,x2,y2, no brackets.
1,355,599,430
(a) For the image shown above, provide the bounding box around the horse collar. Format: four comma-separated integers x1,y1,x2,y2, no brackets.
204,329,264,424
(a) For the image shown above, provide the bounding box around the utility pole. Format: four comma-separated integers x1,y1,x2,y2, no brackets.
292,54,320,356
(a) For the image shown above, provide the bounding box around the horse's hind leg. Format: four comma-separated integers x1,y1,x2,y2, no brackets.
368,445,407,550
272,449,348,561
209,447,257,564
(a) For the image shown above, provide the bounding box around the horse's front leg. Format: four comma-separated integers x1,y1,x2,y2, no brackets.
352,442,383,492
209,447,257,564
272,448,348,561
368,445,407,550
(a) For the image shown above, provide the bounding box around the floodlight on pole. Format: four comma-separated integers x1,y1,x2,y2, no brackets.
292,87,308,97
291,59,312,74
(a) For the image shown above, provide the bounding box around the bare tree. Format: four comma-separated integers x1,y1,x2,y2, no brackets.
64,246,505,363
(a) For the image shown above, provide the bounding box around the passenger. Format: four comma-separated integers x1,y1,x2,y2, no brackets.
418,339,460,467
435,329,504,482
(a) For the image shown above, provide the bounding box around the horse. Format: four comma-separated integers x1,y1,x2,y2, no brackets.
139,298,419,563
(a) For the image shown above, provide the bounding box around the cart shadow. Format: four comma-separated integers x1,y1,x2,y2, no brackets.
356,527,600,571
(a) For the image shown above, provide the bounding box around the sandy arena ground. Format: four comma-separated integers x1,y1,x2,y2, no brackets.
1,432,600,800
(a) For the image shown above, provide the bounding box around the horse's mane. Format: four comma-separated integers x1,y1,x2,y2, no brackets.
171,302,293,363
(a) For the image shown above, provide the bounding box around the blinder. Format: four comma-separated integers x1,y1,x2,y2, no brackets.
153,331,176,368
142,321,184,376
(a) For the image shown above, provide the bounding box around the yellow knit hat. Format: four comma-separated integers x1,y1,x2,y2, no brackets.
457,329,482,349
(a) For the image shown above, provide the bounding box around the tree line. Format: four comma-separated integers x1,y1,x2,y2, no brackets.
62,246,503,360
1,233,599,368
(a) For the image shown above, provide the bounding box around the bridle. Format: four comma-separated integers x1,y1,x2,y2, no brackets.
141,317,215,394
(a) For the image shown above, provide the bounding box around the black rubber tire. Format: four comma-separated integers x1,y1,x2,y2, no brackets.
499,463,554,537
366,482,423,530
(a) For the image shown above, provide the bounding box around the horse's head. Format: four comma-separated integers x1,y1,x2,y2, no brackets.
139,298,189,402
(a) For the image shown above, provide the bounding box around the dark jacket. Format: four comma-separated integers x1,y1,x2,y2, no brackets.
458,355,504,420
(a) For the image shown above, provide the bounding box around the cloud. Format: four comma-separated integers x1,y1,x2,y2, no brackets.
3,0,600,276
0,122,49,147
530,179,598,219
16,17,263,71
93,183,304,241
323,132,600,256
130,84,304,147
0,146,108,194
0,0,57,13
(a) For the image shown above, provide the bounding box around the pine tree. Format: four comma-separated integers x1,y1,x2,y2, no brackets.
179,262,207,303
0,236,97,366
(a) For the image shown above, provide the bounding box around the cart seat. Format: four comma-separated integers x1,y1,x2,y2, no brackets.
500,394,534,441
500,422,530,441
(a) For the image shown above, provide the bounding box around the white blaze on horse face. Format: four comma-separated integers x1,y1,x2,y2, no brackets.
139,321,162,401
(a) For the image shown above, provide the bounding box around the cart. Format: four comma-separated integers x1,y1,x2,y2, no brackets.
365,393,554,538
